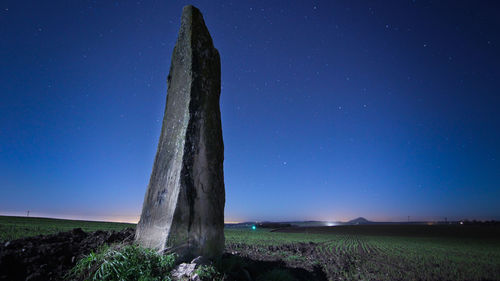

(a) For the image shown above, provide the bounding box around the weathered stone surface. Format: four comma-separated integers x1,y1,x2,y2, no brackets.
171,262,197,280
135,5,225,259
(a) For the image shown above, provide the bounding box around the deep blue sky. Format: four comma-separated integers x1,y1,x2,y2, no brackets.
1,1,499,223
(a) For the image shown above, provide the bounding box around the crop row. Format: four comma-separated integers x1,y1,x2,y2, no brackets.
225,229,500,281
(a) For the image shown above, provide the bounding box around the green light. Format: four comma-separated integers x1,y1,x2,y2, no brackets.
252,225,256,230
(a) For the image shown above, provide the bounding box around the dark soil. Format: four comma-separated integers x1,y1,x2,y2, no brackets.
220,253,327,281
225,242,327,281
0,228,135,281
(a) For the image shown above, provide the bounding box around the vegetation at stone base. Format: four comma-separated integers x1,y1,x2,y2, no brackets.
67,244,176,281
0,215,133,241
194,265,222,280
68,248,302,281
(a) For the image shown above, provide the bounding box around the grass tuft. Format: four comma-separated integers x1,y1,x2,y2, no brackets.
67,244,176,281
194,264,222,280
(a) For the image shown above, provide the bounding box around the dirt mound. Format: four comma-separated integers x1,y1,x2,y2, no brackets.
0,228,135,281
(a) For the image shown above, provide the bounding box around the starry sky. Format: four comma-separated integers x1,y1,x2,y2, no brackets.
1,0,499,223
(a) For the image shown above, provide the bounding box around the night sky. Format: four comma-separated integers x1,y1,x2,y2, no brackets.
1,1,499,223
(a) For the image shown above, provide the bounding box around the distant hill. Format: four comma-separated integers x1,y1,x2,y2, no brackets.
346,217,372,225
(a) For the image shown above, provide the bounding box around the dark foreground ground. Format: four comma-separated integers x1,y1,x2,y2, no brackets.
0,228,134,280
1,216,500,280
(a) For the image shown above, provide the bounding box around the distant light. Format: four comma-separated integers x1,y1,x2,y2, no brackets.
460,221,464,225
252,225,256,230
326,222,337,227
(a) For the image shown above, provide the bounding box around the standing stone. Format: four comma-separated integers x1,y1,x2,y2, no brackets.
135,5,225,259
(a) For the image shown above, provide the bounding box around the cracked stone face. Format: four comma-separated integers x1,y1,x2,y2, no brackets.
135,5,225,259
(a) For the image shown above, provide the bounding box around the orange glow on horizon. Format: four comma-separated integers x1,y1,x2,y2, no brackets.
0,211,244,225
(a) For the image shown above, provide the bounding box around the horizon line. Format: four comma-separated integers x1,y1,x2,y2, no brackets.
1,213,496,225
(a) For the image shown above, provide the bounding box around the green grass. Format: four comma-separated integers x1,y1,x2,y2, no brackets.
194,265,222,280
225,228,333,245
67,244,176,281
0,216,134,241
225,228,500,280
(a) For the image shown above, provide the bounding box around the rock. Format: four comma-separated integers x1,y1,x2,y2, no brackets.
191,273,202,281
171,262,197,280
135,4,225,260
171,260,210,281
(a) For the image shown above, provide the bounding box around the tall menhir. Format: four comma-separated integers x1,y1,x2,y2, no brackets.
136,5,225,259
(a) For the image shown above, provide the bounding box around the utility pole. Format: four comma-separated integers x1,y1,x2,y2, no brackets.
27,210,30,217
408,216,410,223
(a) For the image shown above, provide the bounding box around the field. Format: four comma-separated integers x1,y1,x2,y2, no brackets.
227,226,500,280
0,216,133,241
2,216,500,280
